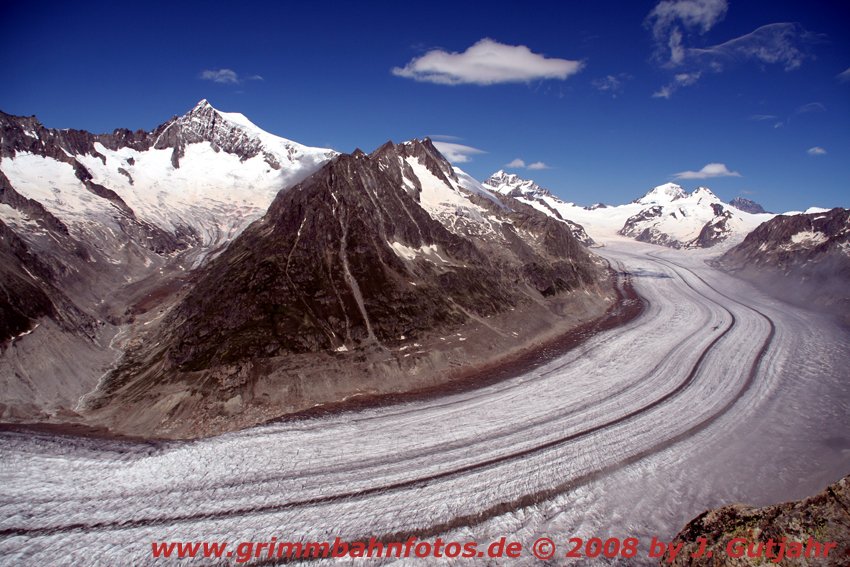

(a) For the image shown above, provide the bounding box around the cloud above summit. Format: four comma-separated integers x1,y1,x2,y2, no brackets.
673,162,741,179
432,141,486,163
392,39,583,85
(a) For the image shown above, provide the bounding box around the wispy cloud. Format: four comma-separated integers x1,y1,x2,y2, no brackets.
689,23,819,71
200,69,263,84
432,141,486,163
807,146,827,156
505,158,551,170
797,102,826,114
673,162,741,179
838,67,850,82
428,134,463,142
392,38,583,85
652,71,701,99
645,0,819,99
646,0,728,65
592,73,632,97
753,102,826,129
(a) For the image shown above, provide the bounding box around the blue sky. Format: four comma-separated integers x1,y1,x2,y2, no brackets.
2,0,848,211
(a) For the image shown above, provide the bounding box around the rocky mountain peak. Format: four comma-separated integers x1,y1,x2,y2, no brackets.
729,196,767,214
149,100,334,169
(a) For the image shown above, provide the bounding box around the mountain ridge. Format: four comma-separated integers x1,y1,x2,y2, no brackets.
484,171,776,249
79,138,616,437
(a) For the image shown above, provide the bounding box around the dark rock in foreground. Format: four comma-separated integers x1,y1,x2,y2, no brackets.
666,474,850,566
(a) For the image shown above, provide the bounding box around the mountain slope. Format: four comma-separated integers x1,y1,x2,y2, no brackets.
0,101,335,419
716,207,850,324
484,170,596,246
83,139,616,438
729,196,767,214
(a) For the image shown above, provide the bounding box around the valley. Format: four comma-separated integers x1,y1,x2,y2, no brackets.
2,240,847,565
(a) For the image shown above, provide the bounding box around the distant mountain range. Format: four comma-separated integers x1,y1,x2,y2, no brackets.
0,99,845,436
483,173,775,249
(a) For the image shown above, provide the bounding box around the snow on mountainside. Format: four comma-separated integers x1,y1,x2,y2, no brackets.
716,207,850,324
0,101,335,417
484,170,596,246
619,184,773,249
482,172,775,249
84,138,614,437
2,100,336,251
633,182,687,205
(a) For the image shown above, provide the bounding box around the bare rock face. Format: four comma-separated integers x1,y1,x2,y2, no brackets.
150,99,290,169
666,474,850,567
716,207,850,324
86,139,614,438
730,197,768,214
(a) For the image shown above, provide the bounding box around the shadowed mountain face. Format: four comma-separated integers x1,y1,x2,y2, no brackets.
86,139,613,437
716,207,850,324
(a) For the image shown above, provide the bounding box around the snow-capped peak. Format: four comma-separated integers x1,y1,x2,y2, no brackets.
688,186,720,203
159,100,336,171
484,170,549,197
635,182,686,205
192,98,213,111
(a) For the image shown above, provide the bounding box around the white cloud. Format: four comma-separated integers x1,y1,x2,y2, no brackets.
807,146,827,156
749,114,777,121
652,71,701,98
689,23,818,71
838,67,850,82
673,162,741,179
648,0,728,36
504,158,551,170
200,69,263,84
646,0,728,64
668,28,685,65
432,141,486,163
392,38,583,85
